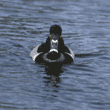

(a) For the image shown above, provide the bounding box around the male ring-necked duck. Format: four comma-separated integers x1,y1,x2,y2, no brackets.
30,25,74,64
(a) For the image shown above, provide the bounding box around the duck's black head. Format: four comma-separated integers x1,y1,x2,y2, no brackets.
50,25,62,36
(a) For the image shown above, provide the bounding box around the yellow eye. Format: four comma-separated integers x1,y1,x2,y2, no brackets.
60,36,61,38
49,35,51,37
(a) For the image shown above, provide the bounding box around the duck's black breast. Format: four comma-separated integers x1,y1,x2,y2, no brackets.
30,38,74,64
31,48,74,64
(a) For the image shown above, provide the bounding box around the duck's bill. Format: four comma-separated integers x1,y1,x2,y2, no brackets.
49,49,58,53
49,39,58,53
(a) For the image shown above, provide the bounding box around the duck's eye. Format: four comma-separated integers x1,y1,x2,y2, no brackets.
49,35,51,37
51,39,58,48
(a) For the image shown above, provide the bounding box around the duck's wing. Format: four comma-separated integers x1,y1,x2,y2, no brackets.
30,44,42,61
65,48,75,60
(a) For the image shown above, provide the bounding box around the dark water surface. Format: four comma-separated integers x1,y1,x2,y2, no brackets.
0,0,110,109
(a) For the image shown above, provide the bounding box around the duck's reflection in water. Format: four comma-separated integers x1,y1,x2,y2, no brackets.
43,64,63,88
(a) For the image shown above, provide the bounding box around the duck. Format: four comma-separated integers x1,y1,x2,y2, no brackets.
30,25,74,64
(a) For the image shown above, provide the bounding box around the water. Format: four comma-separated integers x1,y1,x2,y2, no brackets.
0,0,110,109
